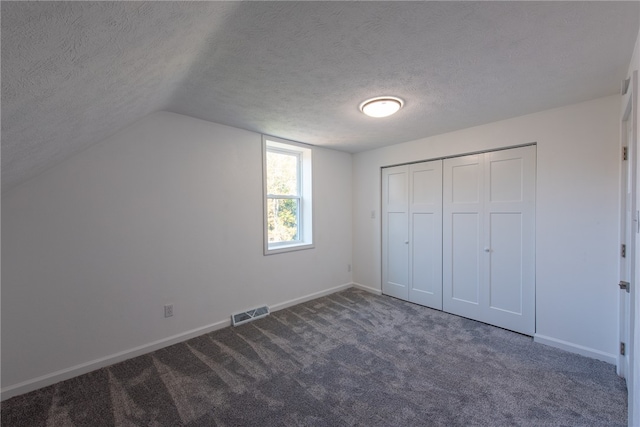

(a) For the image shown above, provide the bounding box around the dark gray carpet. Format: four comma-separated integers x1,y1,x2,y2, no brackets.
1,288,627,426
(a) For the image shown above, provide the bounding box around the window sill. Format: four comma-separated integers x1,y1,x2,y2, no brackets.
264,242,315,256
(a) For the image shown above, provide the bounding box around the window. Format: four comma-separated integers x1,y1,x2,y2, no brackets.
263,136,313,254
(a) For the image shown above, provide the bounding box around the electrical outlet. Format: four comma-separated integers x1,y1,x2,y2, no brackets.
370,210,376,219
164,304,174,318
348,264,352,272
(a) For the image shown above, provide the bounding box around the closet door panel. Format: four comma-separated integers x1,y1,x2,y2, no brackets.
411,214,437,292
382,166,409,300
443,155,484,320
488,212,523,314
409,161,442,309
386,212,409,295
489,157,523,202
451,213,481,304
452,162,481,203
484,146,536,335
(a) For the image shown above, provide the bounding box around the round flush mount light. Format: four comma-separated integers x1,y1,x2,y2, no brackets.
359,96,404,118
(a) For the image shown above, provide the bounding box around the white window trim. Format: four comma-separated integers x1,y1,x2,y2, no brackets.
263,135,314,255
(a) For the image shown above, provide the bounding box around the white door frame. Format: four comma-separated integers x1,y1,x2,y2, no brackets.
619,76,635,379
620,69,639,427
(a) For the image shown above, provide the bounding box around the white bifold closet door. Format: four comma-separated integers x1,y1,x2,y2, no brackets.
443,145,536,335
382,160,443,309
382,145,535,335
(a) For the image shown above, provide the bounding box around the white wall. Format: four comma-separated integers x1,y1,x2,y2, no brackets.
1,112,353,395
353,95,620,362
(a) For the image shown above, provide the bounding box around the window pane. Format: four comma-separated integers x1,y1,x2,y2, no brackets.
267,198,299,243
267,150,298,196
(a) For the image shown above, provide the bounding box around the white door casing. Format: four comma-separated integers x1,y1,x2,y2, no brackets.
620,69,639,427
620,84,634,380
632,70,640,427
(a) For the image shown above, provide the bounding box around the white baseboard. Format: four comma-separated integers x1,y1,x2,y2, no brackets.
534,334,617,365
1,318,231,401
270,282,353,311
352,282,382,295
1,282,354,401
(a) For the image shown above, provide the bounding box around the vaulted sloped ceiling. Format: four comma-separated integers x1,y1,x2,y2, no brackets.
2,1,639,192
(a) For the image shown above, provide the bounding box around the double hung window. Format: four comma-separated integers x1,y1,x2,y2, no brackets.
263,136,313,254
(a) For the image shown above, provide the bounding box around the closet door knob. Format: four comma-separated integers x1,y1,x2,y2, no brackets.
405,241,409,244
484,247,491,252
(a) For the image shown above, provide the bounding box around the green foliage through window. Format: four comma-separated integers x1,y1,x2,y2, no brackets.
266,149,300,243
267,199,299,242
266,151,298,196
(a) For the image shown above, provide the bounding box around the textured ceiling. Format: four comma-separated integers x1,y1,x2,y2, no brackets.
2,1,639,192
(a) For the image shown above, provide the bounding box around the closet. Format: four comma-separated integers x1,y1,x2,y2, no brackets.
382,145,536,335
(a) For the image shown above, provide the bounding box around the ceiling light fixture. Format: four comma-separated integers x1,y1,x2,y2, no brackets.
359,96,404,118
